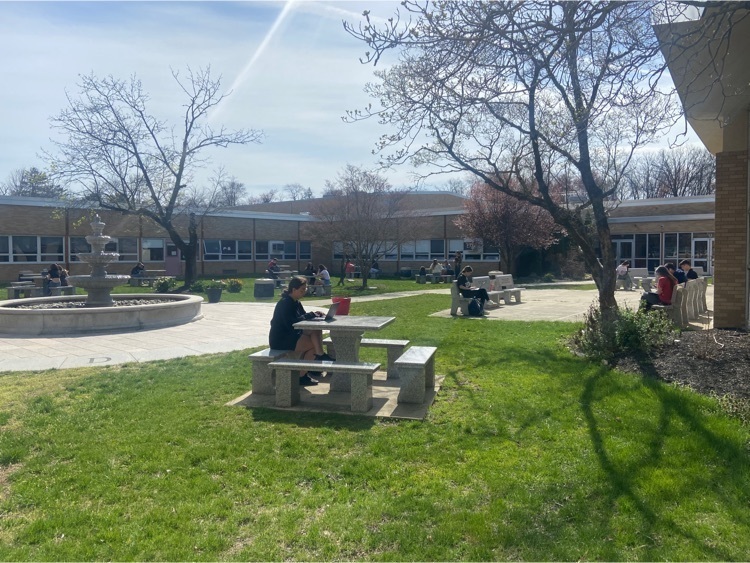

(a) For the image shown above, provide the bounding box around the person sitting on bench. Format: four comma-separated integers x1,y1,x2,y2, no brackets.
130,262,145,278
457,266,489,308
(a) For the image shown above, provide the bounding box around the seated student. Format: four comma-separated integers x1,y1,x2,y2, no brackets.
456,266,490,309
443,259,454,277
130,262,146,277
47,263,62,295
641,265,678,310
314,264,331,286
269,276,334,386
60,268,69,287
429,259,442,276
665,262,686,284
369,258,380,277
679,259,699,281
266,258,280,279
615,260,632,290
302,262,316,286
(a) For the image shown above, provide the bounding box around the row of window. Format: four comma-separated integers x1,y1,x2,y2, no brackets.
611,232,714,273
332,239,501,262
0,235,312,263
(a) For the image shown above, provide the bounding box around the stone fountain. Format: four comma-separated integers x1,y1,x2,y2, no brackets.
0,215,203,336
67,215,131,306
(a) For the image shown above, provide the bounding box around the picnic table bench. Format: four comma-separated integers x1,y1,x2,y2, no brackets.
394,345,437,404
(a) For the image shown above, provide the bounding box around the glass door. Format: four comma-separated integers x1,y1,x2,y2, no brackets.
692,238,711,275
611,240,634,267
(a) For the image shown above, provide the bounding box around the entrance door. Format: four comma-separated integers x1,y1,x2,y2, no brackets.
692,238,711,275
611,240,634,266
165,244,181,276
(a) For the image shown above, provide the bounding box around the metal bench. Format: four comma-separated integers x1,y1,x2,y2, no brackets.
394,346,437,404
248,348,292,395
268,359,380,412
323,337,409,379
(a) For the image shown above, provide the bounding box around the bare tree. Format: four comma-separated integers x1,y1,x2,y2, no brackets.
345,1,684,318
283,183,314,201
1,167,67,198
310,165,414,289
622,147,715,199
46,67,263,288
247,189,279,204
456,181,562,275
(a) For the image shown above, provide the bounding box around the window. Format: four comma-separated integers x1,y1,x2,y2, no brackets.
284,241,297,259
383,241,397,260
400,241,415,260
221,240,237,260
143,238,165,262
116,237,138,262
464,239,481,260
0,236,9,262
647,234,661,273
69,237,91,262
255,240,269,260
482,242,499,261
203,239,221,261
678,232,692,259
448,239,464,253
238,240,253,260
430,239,445,259
270,241,285,258
299,241,311,260
415,240,430,260
41,237,64,262
12,236,38,262
332,241,344,261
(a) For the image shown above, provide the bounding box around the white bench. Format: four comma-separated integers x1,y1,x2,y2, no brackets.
268,359,380,412
6,286,44,299
472,276,503,307
628,268,650,289
684,278,708,321
248,348,292,395
394,346,437,404
491,274,524,304
314,285,332,297
323,337,409,379
450,281,472,316
652,285,688,328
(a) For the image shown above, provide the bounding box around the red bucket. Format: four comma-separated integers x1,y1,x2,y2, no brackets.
332,296,351,315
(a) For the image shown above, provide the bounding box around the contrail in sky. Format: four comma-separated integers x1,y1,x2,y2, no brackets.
210,0,297,122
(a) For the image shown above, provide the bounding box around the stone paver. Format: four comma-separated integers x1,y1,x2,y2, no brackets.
0,285,714,373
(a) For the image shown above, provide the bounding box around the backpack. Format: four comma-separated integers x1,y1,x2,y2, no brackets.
468,298,483,317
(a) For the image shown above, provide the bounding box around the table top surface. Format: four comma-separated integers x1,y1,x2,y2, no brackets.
294,315,395,332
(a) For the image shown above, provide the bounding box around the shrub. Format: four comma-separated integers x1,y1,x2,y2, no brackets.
153,276,177,293
571,304,675,362
542,272,555,283
190,280,205,293
225,278,243,293
204,279,226,290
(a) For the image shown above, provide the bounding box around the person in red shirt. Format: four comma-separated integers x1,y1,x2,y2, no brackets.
641,265,678,310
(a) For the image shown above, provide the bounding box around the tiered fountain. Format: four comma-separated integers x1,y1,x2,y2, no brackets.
67,215,130,307
0,216,203,336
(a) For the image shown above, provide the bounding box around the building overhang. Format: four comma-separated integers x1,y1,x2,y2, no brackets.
655,7,750,154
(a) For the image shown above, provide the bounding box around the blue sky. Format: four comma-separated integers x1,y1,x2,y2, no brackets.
0,0,443,196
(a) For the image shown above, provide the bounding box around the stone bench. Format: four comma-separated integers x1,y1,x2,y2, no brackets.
490,274,524,304
248,348,292,395
684,278,708,321
472,276,503,307
48,286,76,296
394,346,437,404
314,284,332,297
450,281,472,316
6,286,44,299
129,277,162,287
652,285,688,328
323,337,409,379
268,359,381,412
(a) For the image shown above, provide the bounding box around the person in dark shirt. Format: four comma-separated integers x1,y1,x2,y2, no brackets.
130,262,145,277
269,276,333,386
665,262,686,284
47,263,62,295
456,266,490,309
679,259,699,280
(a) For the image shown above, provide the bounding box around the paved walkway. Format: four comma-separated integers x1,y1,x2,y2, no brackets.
0,284,713,372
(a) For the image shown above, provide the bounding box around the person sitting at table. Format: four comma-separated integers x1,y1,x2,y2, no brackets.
615,260,633,290
47,263,62,295
266,258,280,279
640,265,678,310
314,264,331,286
369,257,380,277
665,262,686,284
443,259,454,277
429,259,443,277
60,267,69,287
130,262,146,278
302,262,316,286
269,276,334,386
456,265,490,310
679,259,700,281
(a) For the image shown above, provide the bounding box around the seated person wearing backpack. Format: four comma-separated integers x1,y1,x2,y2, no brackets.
457,266,489,313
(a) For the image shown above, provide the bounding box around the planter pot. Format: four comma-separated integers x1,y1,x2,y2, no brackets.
206,288,223,303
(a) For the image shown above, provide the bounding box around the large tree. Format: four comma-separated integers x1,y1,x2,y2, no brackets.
1,167,66,198
456,181,562,275
311,165,414,289
345,1,685,318
46,67,262,288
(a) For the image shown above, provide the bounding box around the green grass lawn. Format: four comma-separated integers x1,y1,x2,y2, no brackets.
0,294,748,560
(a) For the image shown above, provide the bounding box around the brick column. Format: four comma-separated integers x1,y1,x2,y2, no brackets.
714,150,749,329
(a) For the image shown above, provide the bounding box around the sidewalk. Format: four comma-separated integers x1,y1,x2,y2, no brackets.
0,285,713,373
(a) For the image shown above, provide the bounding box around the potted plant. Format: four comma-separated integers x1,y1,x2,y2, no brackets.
204,279,226,303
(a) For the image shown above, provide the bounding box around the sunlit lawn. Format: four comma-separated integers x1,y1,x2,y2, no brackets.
0,294,748,560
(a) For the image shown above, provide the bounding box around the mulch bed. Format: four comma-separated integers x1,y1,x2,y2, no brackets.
614,329,750,400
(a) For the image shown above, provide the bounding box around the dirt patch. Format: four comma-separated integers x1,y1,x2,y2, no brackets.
614,329,750,400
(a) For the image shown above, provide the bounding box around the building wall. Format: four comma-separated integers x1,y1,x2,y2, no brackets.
714,150,749,329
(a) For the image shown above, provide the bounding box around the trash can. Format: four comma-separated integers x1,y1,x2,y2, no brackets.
332,296,351,315
254,278,276,299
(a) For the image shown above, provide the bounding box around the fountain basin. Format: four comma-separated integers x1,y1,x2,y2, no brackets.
0,294,203,336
